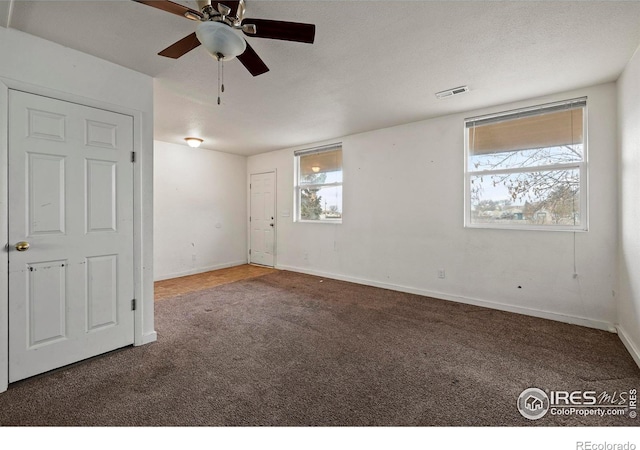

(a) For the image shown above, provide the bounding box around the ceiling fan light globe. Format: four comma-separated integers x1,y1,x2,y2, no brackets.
196,21,246,61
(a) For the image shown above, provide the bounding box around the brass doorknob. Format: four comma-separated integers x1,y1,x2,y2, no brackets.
15,241,30,252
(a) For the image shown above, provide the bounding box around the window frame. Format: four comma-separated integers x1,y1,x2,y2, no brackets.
294,143,343,224
464,98,588,232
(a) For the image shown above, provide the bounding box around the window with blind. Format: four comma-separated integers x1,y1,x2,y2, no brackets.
464,98,587,230
295,144,343,222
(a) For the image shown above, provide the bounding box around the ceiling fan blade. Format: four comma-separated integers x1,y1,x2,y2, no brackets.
158,32,202,59
132,0,202,19
237,41,269,76
241,18,315,44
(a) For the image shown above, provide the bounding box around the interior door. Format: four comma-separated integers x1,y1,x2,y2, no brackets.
8,90,135,382
250,171,275,267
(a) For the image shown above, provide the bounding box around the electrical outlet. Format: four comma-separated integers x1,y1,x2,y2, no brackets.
303,251,309,261
438,269,446,279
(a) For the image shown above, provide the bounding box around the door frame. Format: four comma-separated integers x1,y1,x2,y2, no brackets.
0,78,148,392
248,170,277,267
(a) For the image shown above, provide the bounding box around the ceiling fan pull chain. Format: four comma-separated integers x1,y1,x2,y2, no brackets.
217,57,221,105
221,60,225,93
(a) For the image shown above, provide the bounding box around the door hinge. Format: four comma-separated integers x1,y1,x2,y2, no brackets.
131,299,136,311
249,216,252,222
249,249,251,255
250,183,252,189
131,151,136,163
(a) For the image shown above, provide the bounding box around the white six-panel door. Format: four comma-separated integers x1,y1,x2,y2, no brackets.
8,90,135,382
250,172,275,267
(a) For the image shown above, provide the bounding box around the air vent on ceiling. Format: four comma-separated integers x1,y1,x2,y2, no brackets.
435,85,469,99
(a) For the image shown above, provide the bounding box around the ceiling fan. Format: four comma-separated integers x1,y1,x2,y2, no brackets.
133,0,316,77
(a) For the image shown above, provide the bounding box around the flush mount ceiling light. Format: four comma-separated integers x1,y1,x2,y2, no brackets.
311,166,321,173
185,137,203,148
435,85,469,99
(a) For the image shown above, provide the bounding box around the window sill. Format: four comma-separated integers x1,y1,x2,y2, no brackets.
296,219,342,225
465,223,587,232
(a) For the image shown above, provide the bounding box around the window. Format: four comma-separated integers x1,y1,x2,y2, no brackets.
295,144,343,222
464,98,587,230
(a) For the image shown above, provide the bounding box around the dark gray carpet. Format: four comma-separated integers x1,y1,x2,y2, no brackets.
0,270,638,426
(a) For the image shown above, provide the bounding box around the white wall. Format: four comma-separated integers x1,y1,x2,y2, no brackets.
0,28,155,391
154,140,247,280
249,83,619,331
617,47,640,367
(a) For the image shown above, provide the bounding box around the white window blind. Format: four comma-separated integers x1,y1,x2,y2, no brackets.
464,98,587,230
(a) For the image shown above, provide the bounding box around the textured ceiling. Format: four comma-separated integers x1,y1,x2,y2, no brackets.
4,1,640,156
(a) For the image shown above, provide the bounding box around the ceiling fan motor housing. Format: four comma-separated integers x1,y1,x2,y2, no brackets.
196,21,247,60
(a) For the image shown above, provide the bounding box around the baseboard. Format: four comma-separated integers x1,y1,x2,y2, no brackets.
154,260,248,281
139,331,158,346
616,326,640,369
276,264,616,333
